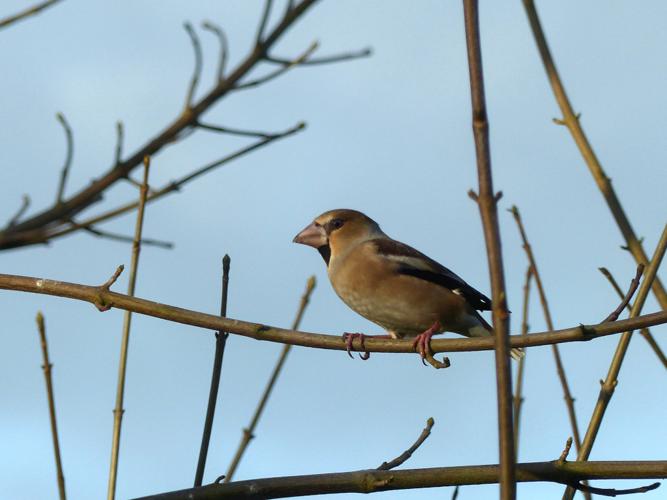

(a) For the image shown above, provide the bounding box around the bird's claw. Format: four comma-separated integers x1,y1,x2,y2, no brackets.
412,321,450,369
342,332,370,360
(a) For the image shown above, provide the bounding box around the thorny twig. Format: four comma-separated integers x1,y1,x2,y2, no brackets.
377,418,435,471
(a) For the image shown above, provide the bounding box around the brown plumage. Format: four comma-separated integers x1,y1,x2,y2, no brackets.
294,209,523,361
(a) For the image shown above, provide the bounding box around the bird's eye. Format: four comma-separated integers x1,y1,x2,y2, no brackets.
330,218,344,230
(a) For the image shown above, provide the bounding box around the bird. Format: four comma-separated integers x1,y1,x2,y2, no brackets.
293,209,523,366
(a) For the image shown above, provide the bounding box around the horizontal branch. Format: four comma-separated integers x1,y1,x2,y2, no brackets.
0,271,665,355
132,461,666,499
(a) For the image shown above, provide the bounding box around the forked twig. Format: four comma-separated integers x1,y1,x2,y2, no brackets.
36,312,67,500
107,157,152,500
599,267,667,369
377,418,435,471
55,113,74,205
564,224,667,500
194,255,232,487
225,275,316,482
463,1,515,497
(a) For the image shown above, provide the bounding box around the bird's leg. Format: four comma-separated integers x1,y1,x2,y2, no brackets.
342,333,392,360
412,321,450,369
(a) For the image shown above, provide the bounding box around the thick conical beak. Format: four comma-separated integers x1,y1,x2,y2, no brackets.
293,222,327,248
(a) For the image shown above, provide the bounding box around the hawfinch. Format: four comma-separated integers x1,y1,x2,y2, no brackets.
293,209,523,364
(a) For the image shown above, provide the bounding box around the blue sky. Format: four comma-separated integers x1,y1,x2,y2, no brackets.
1,1,665,499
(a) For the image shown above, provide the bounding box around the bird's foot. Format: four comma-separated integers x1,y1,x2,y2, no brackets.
342,332,371,360
412,321,450,369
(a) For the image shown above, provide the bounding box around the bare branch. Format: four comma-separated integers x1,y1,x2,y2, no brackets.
114,121,124,166
7,194,31,227
0,0,62,31
107,156,152,500
509,205,585,480
265,47,372,66
601,264,644,322
194,255,232,487
130,461,666,500
557,437,573,465
462,1,515,497
568,481,659,497
225,275,317,482
201,21,228,81
1,272,667,354
564,223,667,500
55,113,74,205
377,418,435,471
79,223,173,249
36,312,67,500
513,266,532,454
522,0,667,309
234,41,319,90
183,22,203,109
196,122,277,139
255,0,274,46
99,265,124,292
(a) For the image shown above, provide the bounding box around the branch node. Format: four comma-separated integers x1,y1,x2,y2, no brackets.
494,190,503,202
552,117,567,126
95,265,124,311
467,189,479,202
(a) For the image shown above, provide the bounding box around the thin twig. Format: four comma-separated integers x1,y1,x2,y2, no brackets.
194,255,231,487
20,122,306,247
265,47,372,66
451,485,460,500
568,481,659,497
55,113,74,205
601,265,644,322
225,275,316,482
255,0,274,46
377,418,435,470
107,156,151,500
521,0,667,309
599,267,666,368
0,0,62,30
114,121,124,166
509,206,586,486
79,224,173,249
201,21,228,81
7,194,30,227
563,223,667,500
196,122,276,139
557,437,573,465
1,272,666,354
234,41,319,90
462,1,515,497
131,461,666,500
36,312,67,500
513,266,532,454
183,22,203,109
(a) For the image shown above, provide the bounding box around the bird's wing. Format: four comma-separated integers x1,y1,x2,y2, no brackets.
372,238,492,311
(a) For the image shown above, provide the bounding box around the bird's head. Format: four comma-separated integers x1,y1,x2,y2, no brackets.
293,209,383,265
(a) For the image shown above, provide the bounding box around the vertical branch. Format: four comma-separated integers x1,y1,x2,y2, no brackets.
462,1,515,498
509,207,586,468
521,0,667,309
107,156,151,500
201,21,228,82
36,312,67,500
563,223,667,500
513,267,532,454
114,121,124,166
183,22,203,109
225,276,316,482
194,255,232,486
599,267,667,369
255,0,274,46
55,113,74,205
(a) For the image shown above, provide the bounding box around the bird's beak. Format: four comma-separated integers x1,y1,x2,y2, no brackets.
293,222,328,248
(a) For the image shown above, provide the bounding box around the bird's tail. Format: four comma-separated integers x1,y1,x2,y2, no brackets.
468,312,525,361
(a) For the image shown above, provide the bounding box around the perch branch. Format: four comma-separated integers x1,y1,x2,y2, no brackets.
463,1,515,497
599,267,666,369
563,223,667,500
131,461,666,500
509,205,585,473
521,0,667,309
225,275,316,482
377,417,435,471
55,113,74,205
0,272,666,354
0,0,62,30
36,312,67,500
194,255,232,487
513,266,532,454
107,157,151,500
